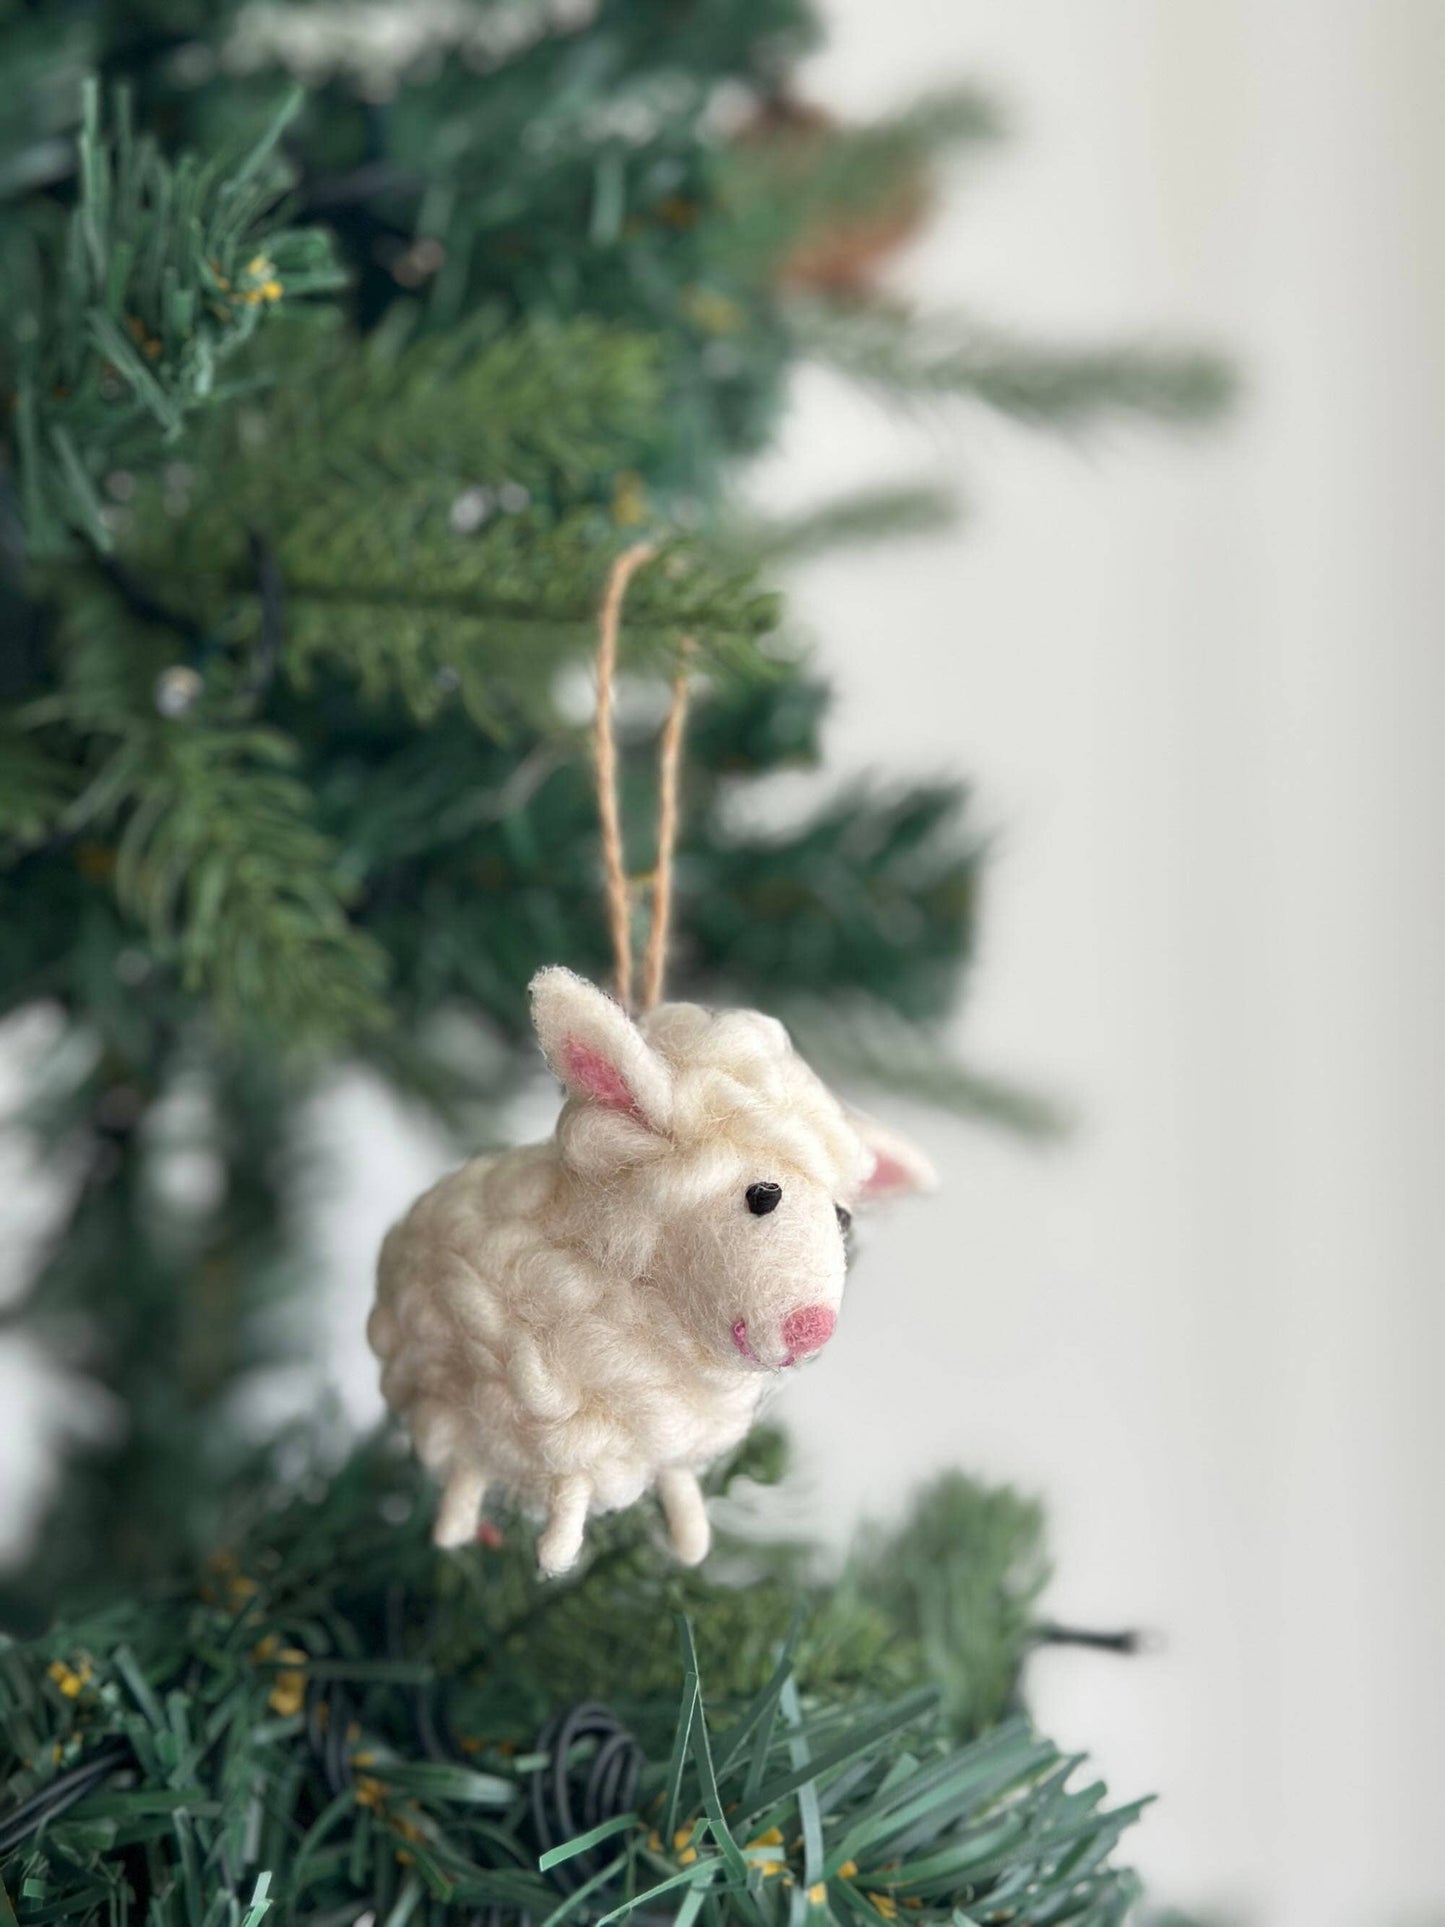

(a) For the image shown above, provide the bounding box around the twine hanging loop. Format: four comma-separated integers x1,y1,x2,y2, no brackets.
593,543,693,1014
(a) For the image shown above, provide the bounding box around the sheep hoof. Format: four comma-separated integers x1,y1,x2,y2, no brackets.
433,1465,487,1549
538,1476,590,1577
658,1467,711,1567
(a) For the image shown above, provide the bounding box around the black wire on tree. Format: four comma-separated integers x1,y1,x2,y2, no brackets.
318,1588,644,1923
530,1702,644,1896
304,1677,356,1800
384,1581,467,1768
245,530,286,704
0,1740,135,1855
1033,1621,1151,1656
96,555,203,644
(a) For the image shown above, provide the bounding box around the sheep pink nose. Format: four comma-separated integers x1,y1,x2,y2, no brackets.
781,1304,837,1357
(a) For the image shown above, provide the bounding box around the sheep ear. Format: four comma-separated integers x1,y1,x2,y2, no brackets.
530,968,673,1133
848,1109,936,1201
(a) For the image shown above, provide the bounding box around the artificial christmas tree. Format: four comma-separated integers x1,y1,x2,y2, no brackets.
0,3,1228,1918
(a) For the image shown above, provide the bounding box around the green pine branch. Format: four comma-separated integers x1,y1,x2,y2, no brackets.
3,79,343,556
94,316,781,730
684,780,980,1027
1,1044,316,1613
846,1474,1051,1737
63,719,388,1045
736,483,960,565
0,1436,1145,1925
0,731,77,851
796,299,1236,428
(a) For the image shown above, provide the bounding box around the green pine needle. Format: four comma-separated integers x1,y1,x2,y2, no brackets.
4,83,342,557
797,300,1236,429
0,1440,1144,1926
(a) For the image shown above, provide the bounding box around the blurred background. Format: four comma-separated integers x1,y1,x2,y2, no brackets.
776,6,1445,1922
4,4,1443,1925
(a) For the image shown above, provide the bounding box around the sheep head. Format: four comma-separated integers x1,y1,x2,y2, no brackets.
530,967,933,1375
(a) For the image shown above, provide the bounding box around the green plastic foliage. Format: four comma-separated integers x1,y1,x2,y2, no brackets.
801,301,1235,429
0,1438,1144,1926
0,734,77,850
849,1474,1051,1739
3,81,342,555
5,308,787,1063
114,314,781,734
88,721,388,1042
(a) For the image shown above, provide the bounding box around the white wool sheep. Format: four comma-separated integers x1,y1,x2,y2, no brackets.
368,967,933,1574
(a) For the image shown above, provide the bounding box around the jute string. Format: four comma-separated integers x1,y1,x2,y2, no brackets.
593,542,693,1014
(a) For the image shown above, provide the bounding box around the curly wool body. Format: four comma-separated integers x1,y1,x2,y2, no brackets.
369,968,932,1573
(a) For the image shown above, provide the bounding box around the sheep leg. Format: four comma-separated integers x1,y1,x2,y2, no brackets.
537,1475,590,1576
433,1462,488,1549
658,1467,710,1567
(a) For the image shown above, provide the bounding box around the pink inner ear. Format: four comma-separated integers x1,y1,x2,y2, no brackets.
559,1036,643,1120
861,1148,914,1198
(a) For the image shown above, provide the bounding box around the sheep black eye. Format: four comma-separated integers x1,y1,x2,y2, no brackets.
835,1204,852,1234
746,1181,782,1216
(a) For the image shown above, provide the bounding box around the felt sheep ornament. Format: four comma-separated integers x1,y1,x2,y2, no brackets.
368,965,933,1575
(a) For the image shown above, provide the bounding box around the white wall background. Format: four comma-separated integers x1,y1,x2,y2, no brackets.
750,5,1445,1924
2,6,1441,1925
